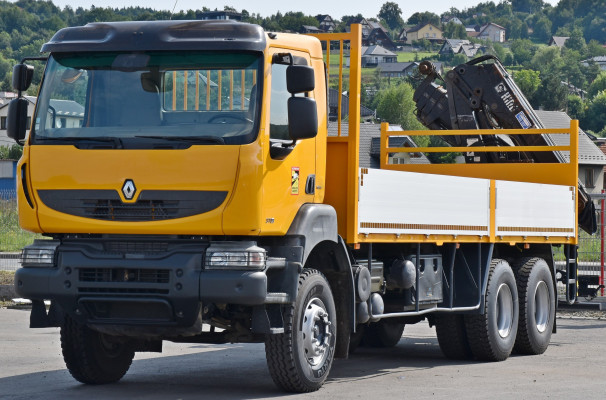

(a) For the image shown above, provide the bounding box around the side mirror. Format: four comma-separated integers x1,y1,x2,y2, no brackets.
12,64,34,92
286,65,315,94
286,65,317,140
7,98,29,142
288,97,317,140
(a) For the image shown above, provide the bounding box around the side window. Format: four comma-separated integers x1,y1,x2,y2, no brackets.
269,63,290,141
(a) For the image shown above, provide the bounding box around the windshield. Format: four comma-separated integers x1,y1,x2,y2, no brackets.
32,51,262,147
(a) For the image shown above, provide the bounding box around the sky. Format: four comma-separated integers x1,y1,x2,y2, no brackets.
47,0,560,20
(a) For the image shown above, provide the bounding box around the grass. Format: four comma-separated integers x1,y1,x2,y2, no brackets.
397,52,435,62
0,270,14,285
553,230,601,263
0,199,40,252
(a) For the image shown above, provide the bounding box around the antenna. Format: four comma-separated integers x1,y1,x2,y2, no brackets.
170,0,179,20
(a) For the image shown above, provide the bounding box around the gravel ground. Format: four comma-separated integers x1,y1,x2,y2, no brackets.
557,309,605,319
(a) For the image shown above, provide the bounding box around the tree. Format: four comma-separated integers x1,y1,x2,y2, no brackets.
588,72,606,99
336,13,364,32
506,18,525,40
561,49,586,90
530,46,562,75
375,82,425,132
567,95,585,121
514,69,541,99
533,16,552,43
0,144,23,160
279,12,318,32
511,0,542,13
510,39,536,66
416,39,431,51
407,11,440,27
378,2,403,31
587,40,606,57
443,21,467,39
452,53,467,66
489,42,506,61
534,72,568,111
564,27,586,54
581,91,606,134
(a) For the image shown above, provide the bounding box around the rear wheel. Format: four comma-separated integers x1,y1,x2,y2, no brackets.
513,257,555,355
265,269,336,393
465,259,519,361
361,320,405,348
61,315,135,384
434,314,473,360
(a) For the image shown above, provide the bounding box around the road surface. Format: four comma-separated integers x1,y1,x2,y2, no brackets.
0,308,604,399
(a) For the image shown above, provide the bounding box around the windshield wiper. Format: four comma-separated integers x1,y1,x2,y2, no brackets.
35,136,124,149
135,135,225,144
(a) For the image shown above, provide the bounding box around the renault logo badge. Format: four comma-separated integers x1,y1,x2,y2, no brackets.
122,179,136,200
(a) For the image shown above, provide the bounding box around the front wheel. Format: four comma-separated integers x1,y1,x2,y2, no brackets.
61,315,135,384
265,269,336,393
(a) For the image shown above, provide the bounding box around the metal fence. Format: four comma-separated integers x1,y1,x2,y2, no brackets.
1,186,605,297
574,193,606,299
0,189,25,272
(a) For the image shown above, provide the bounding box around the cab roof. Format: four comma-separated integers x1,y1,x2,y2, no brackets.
41,20,267,53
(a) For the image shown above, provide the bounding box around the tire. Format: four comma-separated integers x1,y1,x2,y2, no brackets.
361,320,405,348
61,315,135,384
434,314,473,360
265,269,337,393
513,257,555,355
465,258,519,361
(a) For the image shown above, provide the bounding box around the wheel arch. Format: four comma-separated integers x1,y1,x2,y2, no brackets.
284,203,355,358
303,237,355,359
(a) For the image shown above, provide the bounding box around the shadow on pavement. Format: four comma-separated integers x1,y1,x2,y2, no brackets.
0,333,481,400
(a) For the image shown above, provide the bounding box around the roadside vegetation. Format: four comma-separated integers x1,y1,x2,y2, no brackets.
0,198,39,252
0,270,14,285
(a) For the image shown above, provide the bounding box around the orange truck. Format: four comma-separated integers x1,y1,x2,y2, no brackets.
7,21,578,392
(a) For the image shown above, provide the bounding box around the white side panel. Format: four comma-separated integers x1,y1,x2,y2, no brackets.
358,169,490,236
495,180,575,237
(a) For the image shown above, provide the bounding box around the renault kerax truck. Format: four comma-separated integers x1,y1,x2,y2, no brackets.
7,21,580,392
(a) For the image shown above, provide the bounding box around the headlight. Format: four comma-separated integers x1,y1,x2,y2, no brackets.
205,242,266,270
21,240,60,267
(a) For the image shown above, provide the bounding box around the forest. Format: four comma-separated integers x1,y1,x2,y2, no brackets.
0,0,605,138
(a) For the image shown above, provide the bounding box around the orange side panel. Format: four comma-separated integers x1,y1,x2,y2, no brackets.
324,139,349,239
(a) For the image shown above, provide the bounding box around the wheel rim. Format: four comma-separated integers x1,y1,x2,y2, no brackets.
496,283,514,338
534,281,551,333
302,297,332,370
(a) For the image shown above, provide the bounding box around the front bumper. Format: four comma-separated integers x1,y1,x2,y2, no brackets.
15,241,283,327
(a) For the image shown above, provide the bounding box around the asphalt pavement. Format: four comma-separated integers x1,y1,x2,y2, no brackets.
1,308,605,399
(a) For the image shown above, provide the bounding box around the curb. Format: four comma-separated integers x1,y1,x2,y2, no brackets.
558,299,606,311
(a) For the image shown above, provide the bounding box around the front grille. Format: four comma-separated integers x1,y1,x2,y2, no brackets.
37,189,228,221
105,241,170,253
86,199,179,221
79,268,170,284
